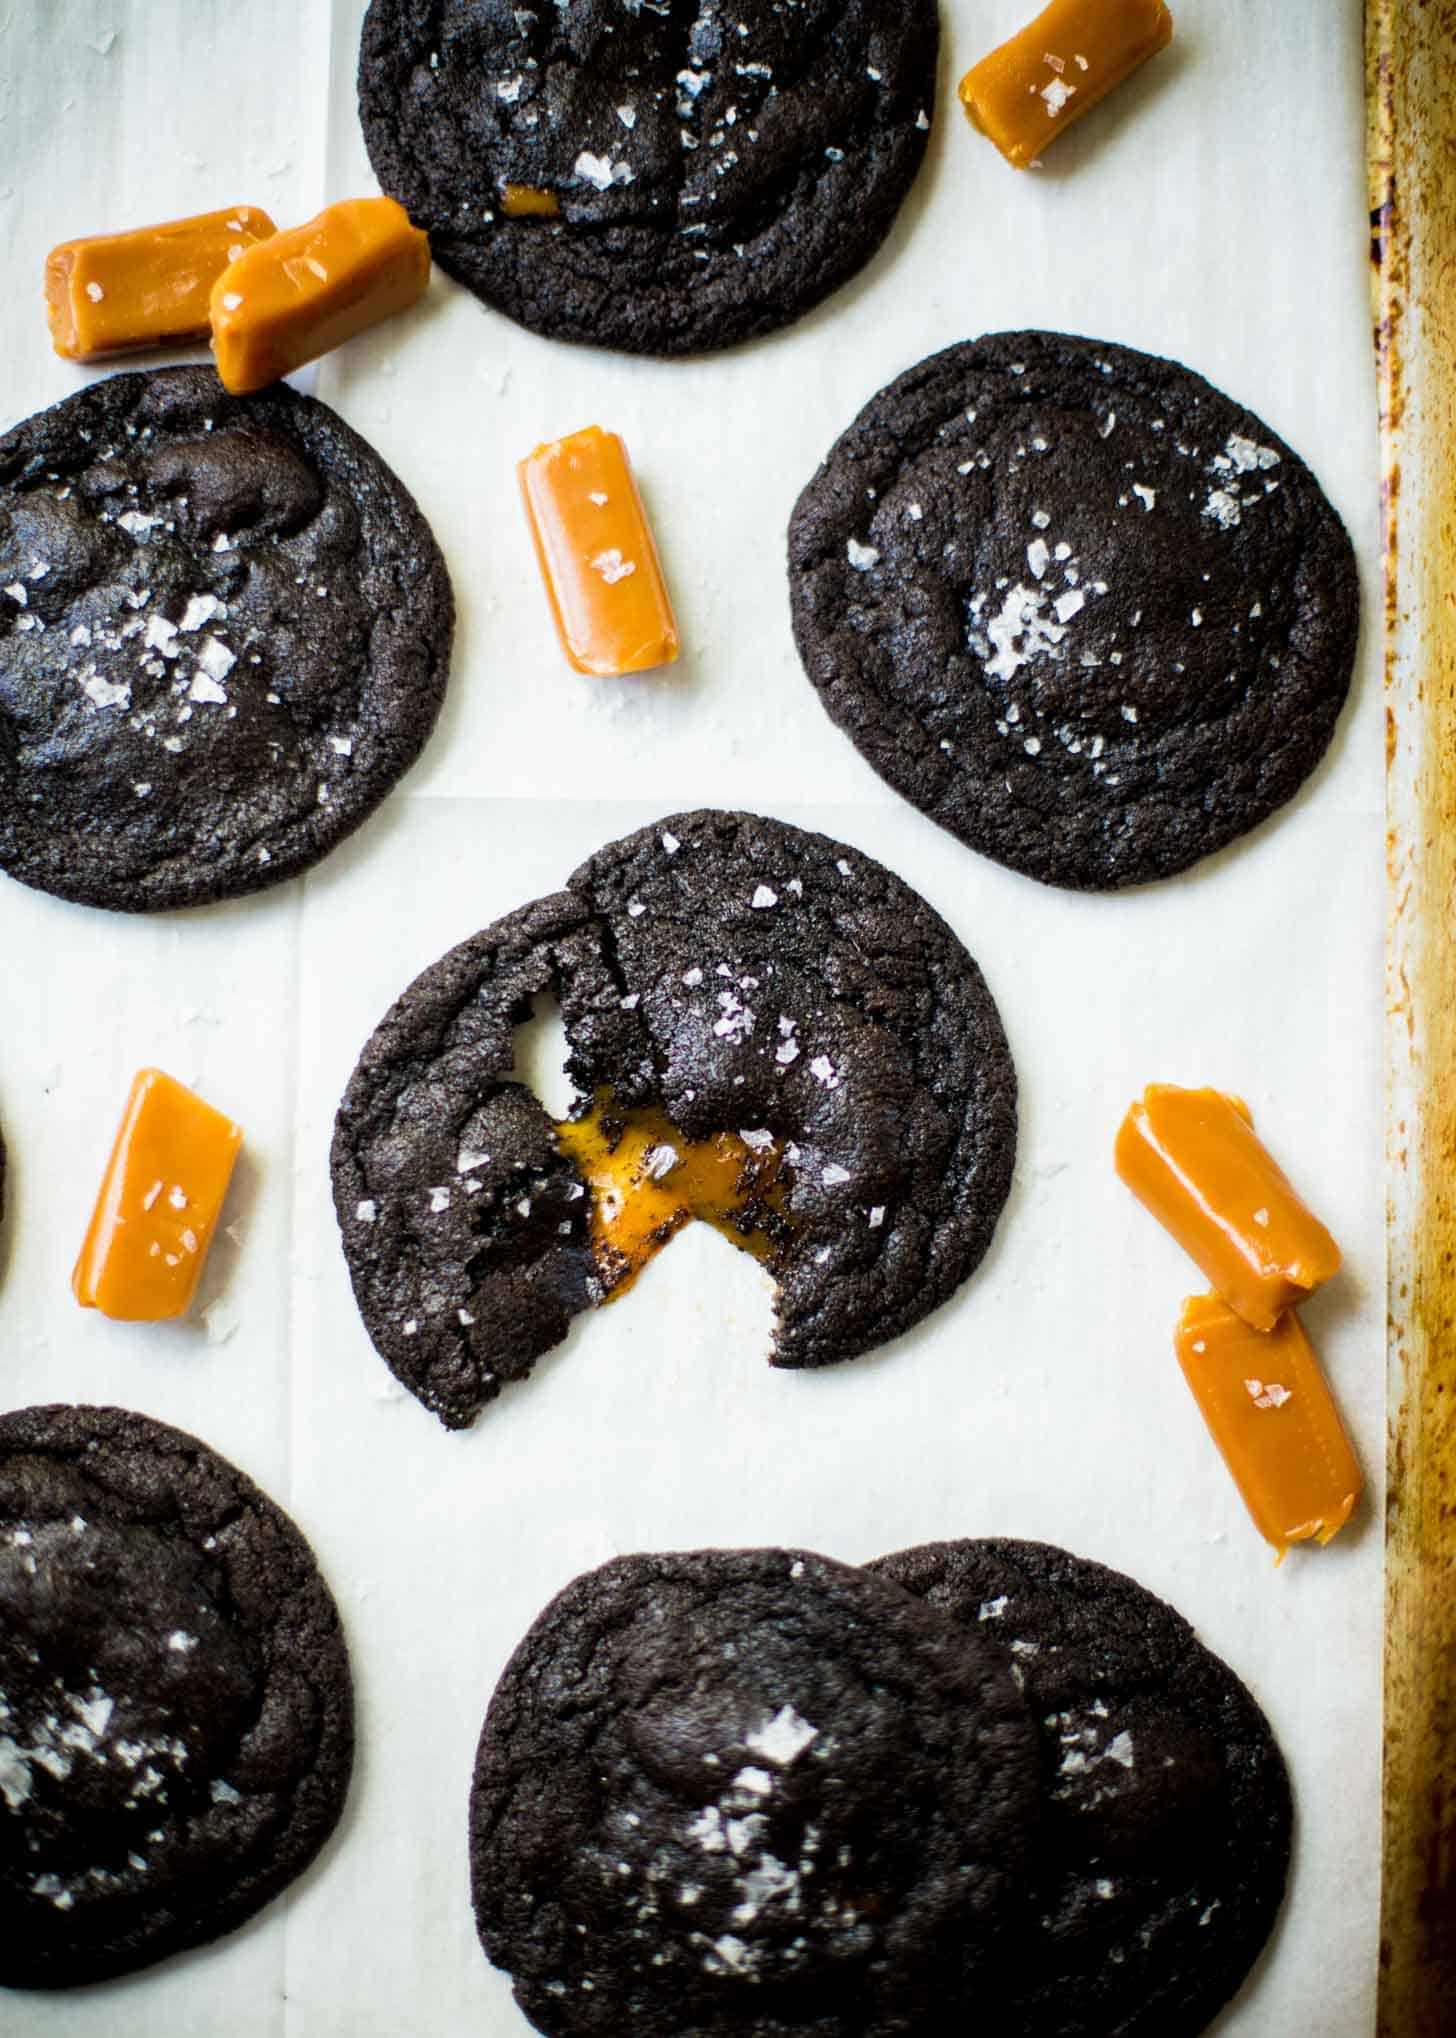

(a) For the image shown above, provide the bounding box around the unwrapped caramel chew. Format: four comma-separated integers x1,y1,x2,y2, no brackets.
46,205,277,362
73,1068,242,1322
520,425,681,676
554,1092,789,1300
1175,1295,1361,1558
1116,1084,1340,1332
959,0,1173,169
210,195,430,395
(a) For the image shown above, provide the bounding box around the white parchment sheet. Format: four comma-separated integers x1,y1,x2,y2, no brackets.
0,3,1382,2033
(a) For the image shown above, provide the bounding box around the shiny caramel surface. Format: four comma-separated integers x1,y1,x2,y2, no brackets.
553,1093,788,1300
501,184,562,218
46,204,277,361
72,1068,242,1322
519,426,681,677
1175,1294,1362,1559
959,0,1173,169
210,195,429,395
1115,1084,1341,1331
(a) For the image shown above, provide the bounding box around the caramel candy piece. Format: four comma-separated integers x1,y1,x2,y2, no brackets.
519,426,681,677
501,185,561,219
554,1092,789,1300
73,1069,243,1322
210,196,430,396
1175,1295,1362,1559
45,205,277,362
1115,1084,1341,1332
959,0,1173,169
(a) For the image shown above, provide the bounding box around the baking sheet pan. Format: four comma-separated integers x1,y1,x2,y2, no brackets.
0,3,1384,2031
1368,1,1456,2029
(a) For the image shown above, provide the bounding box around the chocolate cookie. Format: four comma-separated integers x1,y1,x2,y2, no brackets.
788,331,1358,890
357,0,938,357
0,367,452,912
0,1404,354,1989
871,1539,1292,2038
331,809,1016,1428
469,1547,1041,2037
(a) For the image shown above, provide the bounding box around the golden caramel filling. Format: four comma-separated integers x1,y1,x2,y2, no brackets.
501,184,562,218
553,1093,789,1300
209,195,430,396
1115,1084,1341,1332
73,1068,243,1322
1175,1295,1362,1560
519,425,681,678
959,0,1173,169
45,205,278,362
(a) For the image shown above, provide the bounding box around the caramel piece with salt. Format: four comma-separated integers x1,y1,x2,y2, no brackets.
45,205,277,362
554,1093,789,1300
210,196,430,396
1175,1295,1362,1559
959,0,1173,169
73,1069,242,1322
1115,1084,1341,1333
501,185,561,219
520,426,681,677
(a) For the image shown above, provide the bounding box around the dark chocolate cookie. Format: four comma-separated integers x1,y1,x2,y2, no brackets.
357,0,938,357
871,1539,1292,2038
331,809,1016,1428
0,1404,354,1989
470,1546,1040,2037
0,367,453,912
788,331,1358,889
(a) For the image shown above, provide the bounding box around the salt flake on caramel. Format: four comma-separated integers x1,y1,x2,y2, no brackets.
73,1069,242,1322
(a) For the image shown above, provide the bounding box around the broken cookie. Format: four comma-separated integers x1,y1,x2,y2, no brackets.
331,810,1016,1427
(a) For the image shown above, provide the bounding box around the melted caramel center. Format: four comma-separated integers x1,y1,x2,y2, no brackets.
501,184,562,219
553,1092,791,1301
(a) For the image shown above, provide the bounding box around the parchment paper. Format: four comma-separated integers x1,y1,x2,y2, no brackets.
0,3,1383,2032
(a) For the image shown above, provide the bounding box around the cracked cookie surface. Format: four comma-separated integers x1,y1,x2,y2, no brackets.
331,809,1016,1428
0,367,452,912
0,1403,353,1989
469,1547,1040,2037
789,331,1358,890
357,0,938,356
871,1538,1292,2038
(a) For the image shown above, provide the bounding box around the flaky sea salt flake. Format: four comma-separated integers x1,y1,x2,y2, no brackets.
575,151,634,190
179,593,221,633
81,667,131,711
1203,489,1242,530
591,548,636,584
